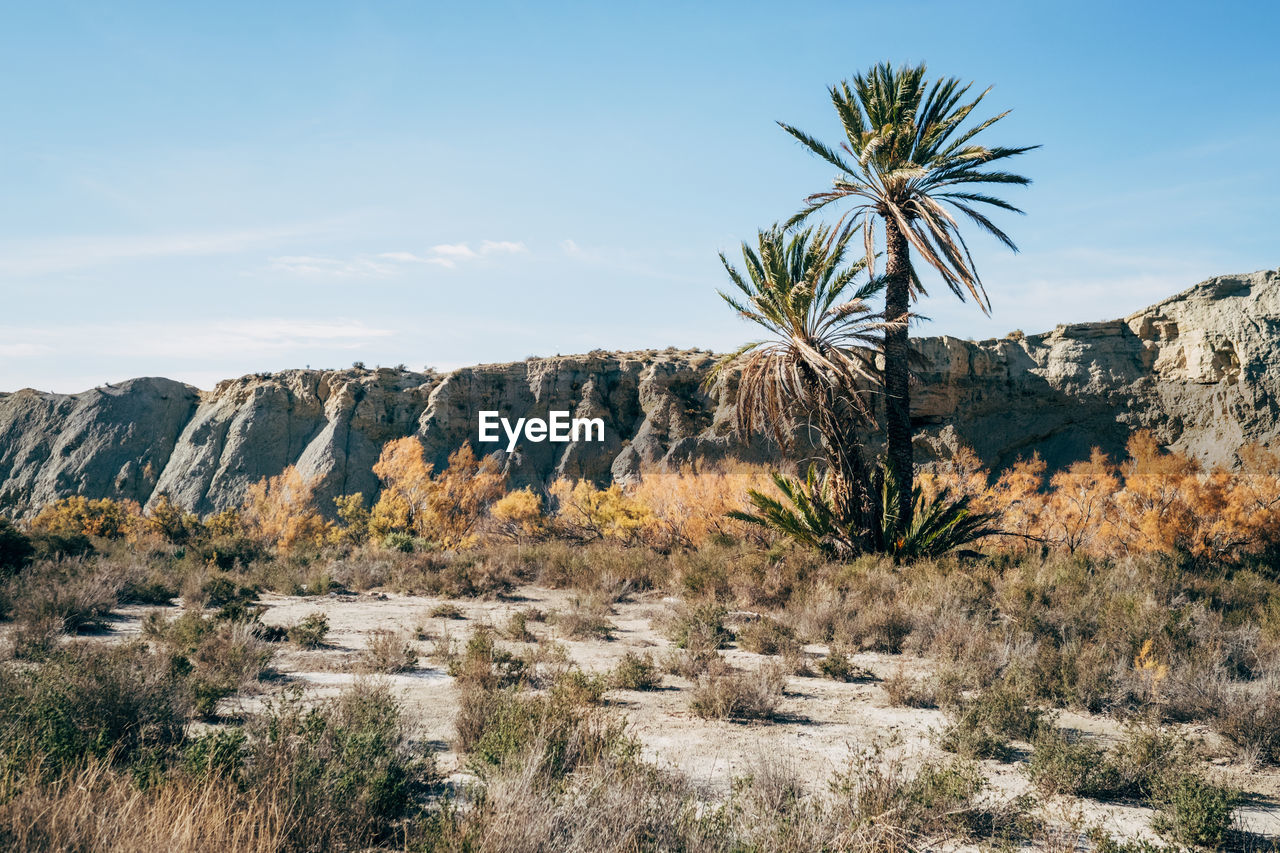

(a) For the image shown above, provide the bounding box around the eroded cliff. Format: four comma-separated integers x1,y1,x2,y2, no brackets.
1,268,1276,517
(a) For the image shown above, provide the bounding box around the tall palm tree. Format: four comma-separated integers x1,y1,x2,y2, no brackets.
779,62,1036,530
709,224,891,548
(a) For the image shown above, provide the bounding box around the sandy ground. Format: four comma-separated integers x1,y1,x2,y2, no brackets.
107,586,1280,846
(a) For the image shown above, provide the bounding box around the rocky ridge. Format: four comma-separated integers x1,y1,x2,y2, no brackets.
1,269,1277,517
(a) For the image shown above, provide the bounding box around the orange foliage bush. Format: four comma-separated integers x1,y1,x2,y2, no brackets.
628,462,780,548
926,431,1280,561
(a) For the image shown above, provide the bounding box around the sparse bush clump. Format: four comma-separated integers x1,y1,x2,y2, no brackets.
939,682,1045,762
552,595,617,641
360,628,418,673
0,642,189,775
664,601,732,649
736,615,797,656
689,662,787,721
286,611,330,648
818,648,870,682
883,667,939,708
611,651,661,690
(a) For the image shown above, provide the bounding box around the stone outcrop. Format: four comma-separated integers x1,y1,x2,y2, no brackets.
1,268,1277,517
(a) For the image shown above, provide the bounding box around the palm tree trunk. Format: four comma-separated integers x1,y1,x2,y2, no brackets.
882,215,913,533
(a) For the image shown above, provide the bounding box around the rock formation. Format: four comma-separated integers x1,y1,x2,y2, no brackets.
1,269,1277,517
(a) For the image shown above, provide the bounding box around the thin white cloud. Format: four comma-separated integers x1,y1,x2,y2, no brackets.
0,319,395,364
0,224,324,277
0,343,53,358
479,240,526,254
268,240,528,275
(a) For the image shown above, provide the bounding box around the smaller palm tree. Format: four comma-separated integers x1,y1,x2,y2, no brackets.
709,225,889,551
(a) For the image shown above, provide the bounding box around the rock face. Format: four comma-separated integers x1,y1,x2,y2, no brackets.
1,269,1277,517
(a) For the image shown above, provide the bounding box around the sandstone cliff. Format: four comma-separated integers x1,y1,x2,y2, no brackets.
1,269,1276,517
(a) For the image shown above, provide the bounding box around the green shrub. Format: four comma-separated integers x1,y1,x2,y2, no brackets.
447,626,528,689
665,602,731,649
0,518,33,578
0,642,190,774
383,531,415,552
818,648,869,682
455,683,630,777
1151,774,1238,849
286,611,330,648
249,682,436,850
939,683,1045,762
1027,728,1122,798
612,651,661,690
145,612,272,717
552,668,608,706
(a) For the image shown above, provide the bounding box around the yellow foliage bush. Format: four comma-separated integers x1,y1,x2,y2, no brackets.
29,496,143,541
490,488,546,542
372,439,506,548
239,467,334,552
548,479,654,545
146,494,203,545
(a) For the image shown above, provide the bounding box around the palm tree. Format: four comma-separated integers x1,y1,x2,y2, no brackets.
779,62,1036,531
709,224,890,552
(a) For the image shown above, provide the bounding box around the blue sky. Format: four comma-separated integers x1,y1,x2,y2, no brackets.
2,1,1277,392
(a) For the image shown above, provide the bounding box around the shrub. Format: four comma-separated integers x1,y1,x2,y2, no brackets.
490,488,546,541
455,681,630,777
249,682,436,850
736,615,796,656
1027,727,1123,799
431,602,465,619
0,642,189,774
447,626,528,690
882,667,939,708
548,479,655,544
939,683,1045,762
360,629,418,673
7,559,120,639
553,596,617,641
552,668,608,706
502,610,535,643
286,611,330,648
29,496,140,541
689,663,786,721
145,612,272,717
611,651,661,691
0,518,33,577
146,494,204,545
818,648,870,682
1211,682,1280,765
1151,774,1238,849
664,602,731,649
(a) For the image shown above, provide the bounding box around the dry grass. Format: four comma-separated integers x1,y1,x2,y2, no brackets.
689,662,787,721
359,628,419,673
0,760,290,853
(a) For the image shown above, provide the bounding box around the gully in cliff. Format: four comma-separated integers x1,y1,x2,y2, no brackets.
478,410,606,453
